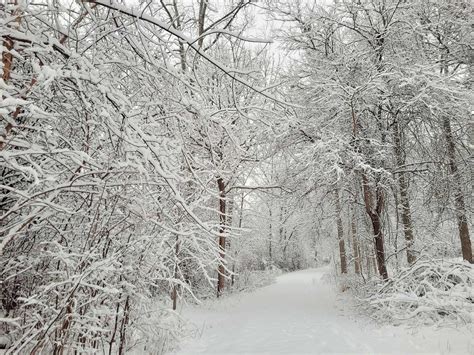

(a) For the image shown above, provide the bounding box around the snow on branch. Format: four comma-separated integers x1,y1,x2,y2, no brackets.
83,0,291,106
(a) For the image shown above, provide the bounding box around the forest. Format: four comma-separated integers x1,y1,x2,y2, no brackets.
0,0,473,353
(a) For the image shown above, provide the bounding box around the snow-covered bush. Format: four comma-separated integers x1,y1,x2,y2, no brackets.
365,259,474,325
127,304,185,355
230,268,281,293
0,3,219,352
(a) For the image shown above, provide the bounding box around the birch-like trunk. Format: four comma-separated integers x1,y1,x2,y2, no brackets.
393,119,416,264
335,189,347,274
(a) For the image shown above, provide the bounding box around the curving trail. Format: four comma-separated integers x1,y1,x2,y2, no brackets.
175,268,473,355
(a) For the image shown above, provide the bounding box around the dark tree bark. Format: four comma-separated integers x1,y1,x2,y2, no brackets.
352,105,388,280
443,117,472,263
439,47,472,263
335,189,347,274
268,207,273,264
217,177,226,297
362,174,389,280
197,0,208,48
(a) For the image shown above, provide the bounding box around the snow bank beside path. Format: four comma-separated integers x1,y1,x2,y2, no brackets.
174,268,474,354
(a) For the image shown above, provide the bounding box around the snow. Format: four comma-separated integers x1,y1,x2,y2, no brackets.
175,268,474,354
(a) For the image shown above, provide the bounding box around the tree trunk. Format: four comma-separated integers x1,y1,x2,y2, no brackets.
197,0,207,48
366,245,372,278
335,189,347,274
351,209,361,274
371,211,387,279
118,296,130,355
232,193,245,287
172,235,179,310
443,117,472,263
352,101,388,279
268,207,273,264
172,0,187,71
372,248,378,276
362,173,389,280
217,177,226,297
393,119,416,264
438,48,472,263
1,2,19,151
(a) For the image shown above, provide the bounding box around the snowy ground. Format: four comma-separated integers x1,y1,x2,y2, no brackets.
174,268,474,355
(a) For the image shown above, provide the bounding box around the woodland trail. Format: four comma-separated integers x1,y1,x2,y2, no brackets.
175,268,473,355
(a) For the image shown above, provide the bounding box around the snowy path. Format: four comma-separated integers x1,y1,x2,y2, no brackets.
176,268,473,355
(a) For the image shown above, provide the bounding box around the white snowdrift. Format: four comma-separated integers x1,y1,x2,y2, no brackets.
366,259,474,325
